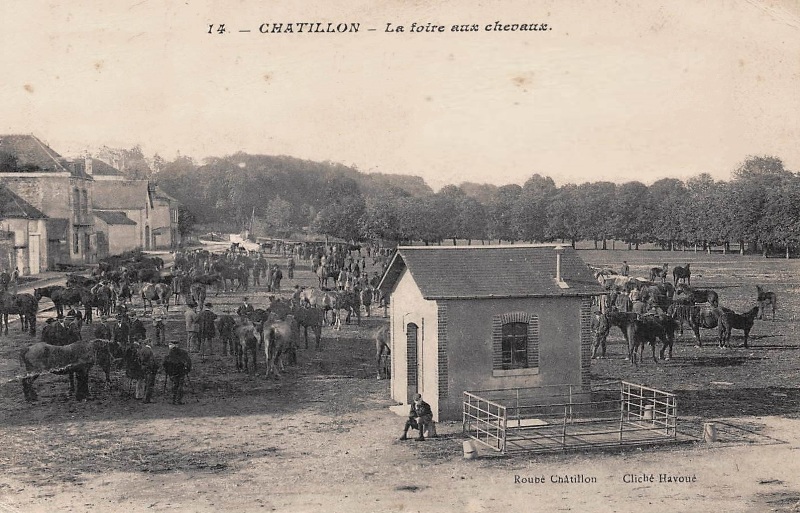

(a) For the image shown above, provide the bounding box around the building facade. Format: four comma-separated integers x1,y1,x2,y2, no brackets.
0,134,95,268
378,245,604,421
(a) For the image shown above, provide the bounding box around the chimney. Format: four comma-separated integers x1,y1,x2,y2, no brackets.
554,245,569,289
85,156,93,175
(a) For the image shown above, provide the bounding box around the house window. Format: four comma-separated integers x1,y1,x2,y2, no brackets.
502,322,528,369
73,232,80,254
73,188,80,212
81,190,88,214
492,312,539,377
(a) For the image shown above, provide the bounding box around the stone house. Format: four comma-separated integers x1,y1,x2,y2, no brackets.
0,134,95,268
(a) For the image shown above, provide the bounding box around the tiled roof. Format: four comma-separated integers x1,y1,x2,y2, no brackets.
46,218,69,240
91,159,124,176
94,210,137,226
378,245,605,299
0,186,47,219
93,180,149,210
0,134,69,173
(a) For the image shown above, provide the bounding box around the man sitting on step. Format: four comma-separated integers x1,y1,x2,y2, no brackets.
400,393,434,441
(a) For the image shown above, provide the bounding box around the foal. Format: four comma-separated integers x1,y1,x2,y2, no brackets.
756,285,777,320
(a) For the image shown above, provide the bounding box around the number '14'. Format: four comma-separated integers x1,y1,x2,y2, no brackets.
208,24,226,34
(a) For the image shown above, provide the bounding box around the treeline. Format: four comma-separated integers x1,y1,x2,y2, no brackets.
144,152,799,255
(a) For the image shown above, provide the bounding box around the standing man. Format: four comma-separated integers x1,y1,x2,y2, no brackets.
287,255,295,279
272,265,283,293
197,302,218,358
184,303,200,352
163,343,192,405
620,260,629,277
12,266,19,294
152,304,167,346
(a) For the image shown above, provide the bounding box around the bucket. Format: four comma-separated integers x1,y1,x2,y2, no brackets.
703,422,717,443
643,405,654,421
463,440,477,460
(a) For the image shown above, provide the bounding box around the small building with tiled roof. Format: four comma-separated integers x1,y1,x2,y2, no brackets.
88,157,179,250
378,244,605,421
93,210,138,257
0,134,95,268
0,186,49,275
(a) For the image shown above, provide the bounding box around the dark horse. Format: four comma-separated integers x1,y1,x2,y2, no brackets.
0,291,38,335
34,285,69,317
668,303,722,347
675,284,719,307
626,314,677,365
756,285,777,320
649,263,669,283
672,264,691,287
717,306,760,348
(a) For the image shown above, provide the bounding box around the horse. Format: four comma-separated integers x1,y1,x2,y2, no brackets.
34,285,68,317
592,311,637,358
375,325,391,379
672,264,691,286
19,338,115,401
316,264,336,288
189,282,207,309
674,284,718,307
141,282,171,312
756,285,777,320
268,298,324,350
90,282,115,318
649,263,669,284
717,306,760,348
234,316,259,374
668,304,722,347
625,314,677,365
264,314,300,379
0,292,38,335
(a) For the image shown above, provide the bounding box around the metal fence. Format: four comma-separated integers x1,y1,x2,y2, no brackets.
463,381,677,454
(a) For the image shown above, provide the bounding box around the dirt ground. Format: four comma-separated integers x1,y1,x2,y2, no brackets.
2,247,800,512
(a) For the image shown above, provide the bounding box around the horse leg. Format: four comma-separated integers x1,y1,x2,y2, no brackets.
69,371,76,395
22,375,39,401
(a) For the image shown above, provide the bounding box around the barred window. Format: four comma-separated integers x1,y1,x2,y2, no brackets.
493,312,539,375
502,322,528,369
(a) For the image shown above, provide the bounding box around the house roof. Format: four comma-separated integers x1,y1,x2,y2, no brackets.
46,218,69,240
0,134,71,173
93,180,150,210
0,186,47,219
378,245,605,299
150,184,180,204
78,158,124,177
94,210,137,226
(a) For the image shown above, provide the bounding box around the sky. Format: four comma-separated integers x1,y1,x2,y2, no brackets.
2,0,800,191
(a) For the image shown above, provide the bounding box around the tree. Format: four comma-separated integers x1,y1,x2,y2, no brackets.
648,178,687,250
575,181,615,249
516,174,556,243
545,184,581,246
488,184,522,243
611,182,649,249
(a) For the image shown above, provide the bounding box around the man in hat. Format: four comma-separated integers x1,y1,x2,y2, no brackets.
152,304,167,346
272,265,283,292
197,302,218,358
184,303,200,352
129,311,147,342
400,393,434,441
163,343,192,405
